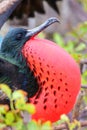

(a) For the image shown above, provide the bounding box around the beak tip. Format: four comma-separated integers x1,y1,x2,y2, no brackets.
48,17,60,24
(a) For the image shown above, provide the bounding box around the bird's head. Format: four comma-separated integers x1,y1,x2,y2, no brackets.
1,17,59,66
1,28,28,55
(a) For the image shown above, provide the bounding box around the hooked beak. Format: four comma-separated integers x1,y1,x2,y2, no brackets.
25,17,60,39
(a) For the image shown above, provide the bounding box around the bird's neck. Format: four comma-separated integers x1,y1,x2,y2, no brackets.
1,51,39,98
1,50,26,71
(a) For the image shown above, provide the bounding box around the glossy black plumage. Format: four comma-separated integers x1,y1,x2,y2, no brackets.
10,0,62,19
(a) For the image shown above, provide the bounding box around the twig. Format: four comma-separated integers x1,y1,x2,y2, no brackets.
53,121,87,130
0,0,20,14
0,0,22,29
81,85,87,89
80,59,87,65
79,38,87,45
72,91,84,121
80,59,87,74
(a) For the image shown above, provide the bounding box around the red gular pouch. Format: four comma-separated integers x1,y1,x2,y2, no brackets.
22,37,81,122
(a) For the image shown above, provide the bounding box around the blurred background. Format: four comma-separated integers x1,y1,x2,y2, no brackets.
0,0,87,129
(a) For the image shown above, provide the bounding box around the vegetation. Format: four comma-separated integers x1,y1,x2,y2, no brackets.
0,0,87,130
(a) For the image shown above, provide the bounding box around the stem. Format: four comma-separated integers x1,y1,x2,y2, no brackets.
10,99,14,110
0,0,22,29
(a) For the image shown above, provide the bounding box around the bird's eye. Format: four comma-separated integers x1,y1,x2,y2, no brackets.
16,33,23,40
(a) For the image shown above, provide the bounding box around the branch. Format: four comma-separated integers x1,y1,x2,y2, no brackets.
53,121,87,130
80,59,87,65
72,91,84,121
80,59,87,74
0,0,22,29
81,85,87,89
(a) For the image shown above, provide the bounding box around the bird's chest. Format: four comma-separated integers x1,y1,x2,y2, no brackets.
22,38,80,122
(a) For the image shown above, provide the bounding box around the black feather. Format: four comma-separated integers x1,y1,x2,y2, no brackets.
46,0,60,14
9,0,62,19
0,57,39,104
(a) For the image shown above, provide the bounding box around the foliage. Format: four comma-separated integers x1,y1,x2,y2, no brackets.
56,114,81,130
0,84,52,130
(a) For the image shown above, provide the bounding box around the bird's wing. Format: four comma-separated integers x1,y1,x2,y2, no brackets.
10,0,62,19
0,57,16,85
0,55,27,89
46,0,61,14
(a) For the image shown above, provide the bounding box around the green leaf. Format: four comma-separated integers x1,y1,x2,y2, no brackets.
56,119,65,125
53,33,65,47
41,121,52,130
12,90,27,100
71,53,81,62
15,98,35,114
0,84,12,99
27,120,39,130
12,119,24,130
0,123,6,129
23,103,36,114
70,29,78,38
0,105,9,114
60,114,69,122
15,98,26,110
5,112,15,125
68,120,80,130
75,43,86,52
65,41,74,53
